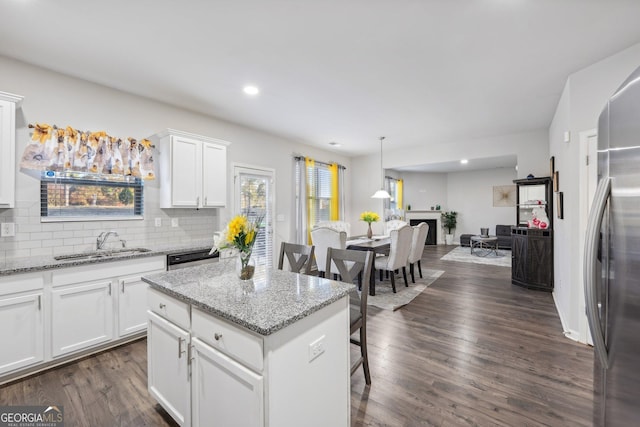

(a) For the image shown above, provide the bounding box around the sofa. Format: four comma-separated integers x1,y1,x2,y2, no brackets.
460,225,513,250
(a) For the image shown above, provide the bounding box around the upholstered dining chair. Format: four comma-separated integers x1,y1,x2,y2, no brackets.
277,242,315,275
407,222,430,283
326,247,374,385
374,225,413,293
310,227,347,277
315,220,351,237
384,219,407,235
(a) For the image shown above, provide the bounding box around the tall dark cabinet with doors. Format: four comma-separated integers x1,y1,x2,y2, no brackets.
511,177,554,291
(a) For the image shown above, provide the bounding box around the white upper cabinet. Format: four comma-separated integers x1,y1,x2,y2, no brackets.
154,129,230,209
0,91,24,208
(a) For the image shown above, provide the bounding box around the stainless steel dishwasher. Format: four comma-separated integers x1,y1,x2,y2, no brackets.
166,249,219,270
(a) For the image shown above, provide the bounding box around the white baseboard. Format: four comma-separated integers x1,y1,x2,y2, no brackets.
552,291,582,343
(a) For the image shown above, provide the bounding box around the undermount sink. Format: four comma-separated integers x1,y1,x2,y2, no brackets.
54,247,152,261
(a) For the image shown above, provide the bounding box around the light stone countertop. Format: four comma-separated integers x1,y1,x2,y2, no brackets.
0,240,213,276
142,259,356,336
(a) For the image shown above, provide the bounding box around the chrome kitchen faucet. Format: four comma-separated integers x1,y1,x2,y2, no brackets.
96,231,125,250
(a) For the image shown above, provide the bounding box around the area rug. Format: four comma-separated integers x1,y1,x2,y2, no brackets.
440,246,511,267
367,269,444,311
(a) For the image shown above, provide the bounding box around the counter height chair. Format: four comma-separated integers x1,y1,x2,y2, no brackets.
315,220,351,237
310,227,347,278
277,242,315,275
407,222,430,283
374,225,413,293
326,247,374,385
384,219,408,236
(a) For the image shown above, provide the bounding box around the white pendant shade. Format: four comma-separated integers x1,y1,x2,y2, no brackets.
371,189,391,199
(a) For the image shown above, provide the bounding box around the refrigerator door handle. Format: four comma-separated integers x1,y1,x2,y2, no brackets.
584,176,611,369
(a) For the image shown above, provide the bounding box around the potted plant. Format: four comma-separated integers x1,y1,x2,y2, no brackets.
441,211,458,245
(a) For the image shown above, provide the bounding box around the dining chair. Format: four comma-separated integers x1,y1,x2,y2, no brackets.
326,247,374,385
407,222,430,283
310,227,347,277
277,242,315,274
384,219,407,236
374,225,413,293
315,220,351,237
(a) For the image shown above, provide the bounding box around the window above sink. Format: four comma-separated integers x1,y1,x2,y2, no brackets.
40,171,144,222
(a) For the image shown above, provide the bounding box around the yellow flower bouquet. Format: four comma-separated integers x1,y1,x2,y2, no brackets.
360,211,380,238
360,211,380,224
211,214,263,280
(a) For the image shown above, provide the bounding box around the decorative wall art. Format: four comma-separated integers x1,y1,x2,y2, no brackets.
20,123,156,180
553,171,559,192
557,192,564,219
549,156,555,177
493,185,517,207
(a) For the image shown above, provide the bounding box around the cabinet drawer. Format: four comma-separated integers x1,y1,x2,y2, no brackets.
192,308,263,373
147,288,190,330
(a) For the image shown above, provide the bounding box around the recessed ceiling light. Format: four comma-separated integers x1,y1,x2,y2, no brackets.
329,141,341,147
460,159,469,164
243,85,259,95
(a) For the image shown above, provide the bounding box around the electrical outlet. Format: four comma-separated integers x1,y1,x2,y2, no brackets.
1,222,15,237
154,218,162,227
308,335,325,362
171,218,179,227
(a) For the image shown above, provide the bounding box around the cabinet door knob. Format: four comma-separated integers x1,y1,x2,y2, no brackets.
159,303,166,309
214,333,222,341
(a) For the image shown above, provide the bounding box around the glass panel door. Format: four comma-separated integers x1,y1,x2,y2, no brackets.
234,166,274,269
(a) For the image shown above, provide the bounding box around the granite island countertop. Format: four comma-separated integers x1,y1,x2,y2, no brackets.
142,259,356,336
0,240,213,276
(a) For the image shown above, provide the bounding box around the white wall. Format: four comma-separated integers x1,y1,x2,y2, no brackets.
397,171,447,212
447,168,516,242
0,56,351,262
549,42,640,342
383,130,549,180
349,130,544,237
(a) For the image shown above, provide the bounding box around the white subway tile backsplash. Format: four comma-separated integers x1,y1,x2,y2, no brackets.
30,247,53,257
1,191,218,261
53,231,74,239
30,232,53,241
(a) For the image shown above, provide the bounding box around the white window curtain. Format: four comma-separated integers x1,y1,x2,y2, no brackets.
295,157,345,244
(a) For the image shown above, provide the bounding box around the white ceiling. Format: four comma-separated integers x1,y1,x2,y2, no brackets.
1,0,640,159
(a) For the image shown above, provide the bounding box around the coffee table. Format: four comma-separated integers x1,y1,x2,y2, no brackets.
470,235,499,257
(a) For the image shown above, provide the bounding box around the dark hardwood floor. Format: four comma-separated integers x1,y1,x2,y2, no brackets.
0,245,593,426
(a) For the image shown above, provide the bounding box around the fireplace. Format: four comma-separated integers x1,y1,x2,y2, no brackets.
409,219,437,245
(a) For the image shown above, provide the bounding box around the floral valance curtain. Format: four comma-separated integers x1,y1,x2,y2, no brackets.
20,123,156,180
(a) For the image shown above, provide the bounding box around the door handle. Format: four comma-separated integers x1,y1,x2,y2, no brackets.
178,337,186,358
584,176,610,369
120,280,125,293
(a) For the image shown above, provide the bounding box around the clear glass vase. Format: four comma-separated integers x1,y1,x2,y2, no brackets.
235,251,255,280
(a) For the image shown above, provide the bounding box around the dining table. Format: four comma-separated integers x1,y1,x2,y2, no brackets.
346,236,391,296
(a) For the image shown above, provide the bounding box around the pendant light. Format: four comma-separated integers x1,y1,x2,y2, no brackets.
371,136,391,199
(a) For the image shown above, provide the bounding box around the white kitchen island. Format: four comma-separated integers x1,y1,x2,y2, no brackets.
142,260,355,427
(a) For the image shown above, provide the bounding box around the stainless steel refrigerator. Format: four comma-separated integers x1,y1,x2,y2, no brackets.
585,64,640,426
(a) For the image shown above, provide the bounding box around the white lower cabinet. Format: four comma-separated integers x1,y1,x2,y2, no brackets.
0,256,165,383
191,337,263,427
0,292,44,375
118,275,150,337
147,311,191,427
51,280,114,357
